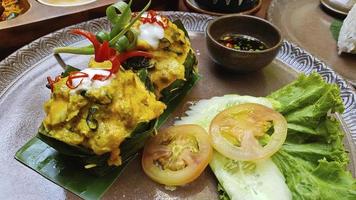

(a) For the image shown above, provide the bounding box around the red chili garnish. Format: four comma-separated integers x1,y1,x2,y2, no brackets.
66,71,89,89
89,51,152,82
110,55,121,74
71,29,101,52
92,74,109,81
90,55,121,81
118,51,153,63
140,10,168,28
71,29,116,62
96,40,116,62
69,30,154,84
47,75,62,92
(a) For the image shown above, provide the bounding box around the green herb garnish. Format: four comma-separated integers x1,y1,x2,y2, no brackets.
330,19,343,41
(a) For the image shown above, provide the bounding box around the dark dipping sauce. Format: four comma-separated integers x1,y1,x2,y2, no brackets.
219,33,268,51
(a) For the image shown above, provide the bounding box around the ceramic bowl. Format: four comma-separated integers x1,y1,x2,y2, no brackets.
195,0,258,13
206,14,283,72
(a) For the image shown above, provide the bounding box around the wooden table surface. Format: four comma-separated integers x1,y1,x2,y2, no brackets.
0,0,272,61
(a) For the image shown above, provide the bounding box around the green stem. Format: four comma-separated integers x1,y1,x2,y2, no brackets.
54,46,94,55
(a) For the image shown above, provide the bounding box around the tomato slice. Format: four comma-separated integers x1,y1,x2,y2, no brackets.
142,124,213,186
209,103,287,161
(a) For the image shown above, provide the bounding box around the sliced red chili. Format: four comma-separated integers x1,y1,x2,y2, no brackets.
91,56,120,81
95,41,117,62
156,18,168,29
71,29,100,51
92,74,109,81
69,31,153,83
47,77,55,92
110,55,121,74
140,10,168,28
47,75,61,92
66,71,89,89
71,29,117,62
118,51,153,63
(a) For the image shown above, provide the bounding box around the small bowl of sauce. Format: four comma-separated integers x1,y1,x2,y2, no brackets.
219,34,268,51
206,15,283,72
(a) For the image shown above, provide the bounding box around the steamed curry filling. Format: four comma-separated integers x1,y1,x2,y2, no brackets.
41,13,197,167
135,20,192,95
42,70,166,166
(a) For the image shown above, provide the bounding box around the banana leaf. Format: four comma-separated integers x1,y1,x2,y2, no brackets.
36,120,156,176
173,19,190,39
137,68,155,92
15,136,134,200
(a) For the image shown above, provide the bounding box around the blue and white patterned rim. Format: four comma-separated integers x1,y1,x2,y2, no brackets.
0,12,355,145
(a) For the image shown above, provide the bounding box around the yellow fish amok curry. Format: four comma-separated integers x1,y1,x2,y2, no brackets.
39,11,198,168
42,70,166,166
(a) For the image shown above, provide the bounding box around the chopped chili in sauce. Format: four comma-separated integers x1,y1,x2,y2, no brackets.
219,33,268,51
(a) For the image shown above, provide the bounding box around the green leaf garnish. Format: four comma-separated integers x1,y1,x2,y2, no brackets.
86,105,99,130
137,68,155,91
330,19,343,41
61,65,80,77
96,31,110,43
173,19,190,39
109,0,151,46
54,0,150,55
114,35,130,52
107,0,133,39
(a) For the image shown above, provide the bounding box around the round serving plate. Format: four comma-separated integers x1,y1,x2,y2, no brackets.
267,0,356,86
37,0,96,7
0,12,355,199
320,0,355,17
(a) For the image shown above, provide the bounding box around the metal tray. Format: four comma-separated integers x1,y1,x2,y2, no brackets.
0,12,355,199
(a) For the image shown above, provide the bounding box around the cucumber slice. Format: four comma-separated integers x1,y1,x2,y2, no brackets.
211,152,291,200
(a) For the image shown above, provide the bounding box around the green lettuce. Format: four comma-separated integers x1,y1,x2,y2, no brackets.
268,73,356,200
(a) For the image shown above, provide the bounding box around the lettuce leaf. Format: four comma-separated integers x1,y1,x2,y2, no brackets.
268,73,356,200
269,73,344,141
273,152,356,199
330,20,343,41
268,73,344,115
